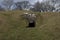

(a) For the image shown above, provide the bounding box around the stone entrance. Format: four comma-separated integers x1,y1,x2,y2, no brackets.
28,21,35,27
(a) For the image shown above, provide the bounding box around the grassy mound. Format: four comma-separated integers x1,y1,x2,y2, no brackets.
0,11,60,40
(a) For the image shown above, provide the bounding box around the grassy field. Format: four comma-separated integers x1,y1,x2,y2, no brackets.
0,11,60,40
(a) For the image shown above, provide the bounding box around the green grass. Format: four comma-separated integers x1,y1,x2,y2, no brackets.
0,11,60,40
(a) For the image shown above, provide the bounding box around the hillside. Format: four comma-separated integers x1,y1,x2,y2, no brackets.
0,11,60,40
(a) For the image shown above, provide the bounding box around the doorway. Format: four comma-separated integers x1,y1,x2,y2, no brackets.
28,21,35,27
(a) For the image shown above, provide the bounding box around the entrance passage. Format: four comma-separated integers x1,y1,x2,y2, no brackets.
28,21,35,27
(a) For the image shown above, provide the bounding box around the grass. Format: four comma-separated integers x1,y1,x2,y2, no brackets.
0,11,60,40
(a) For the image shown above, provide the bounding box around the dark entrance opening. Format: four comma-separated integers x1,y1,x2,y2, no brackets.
28,21,35,27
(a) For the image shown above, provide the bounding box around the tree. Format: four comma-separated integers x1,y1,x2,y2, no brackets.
44,0,60,8
2,0,14,10
41,2,55,12
30,1,55,12
20,1,30,9
14,2,22,10
31,1,42,12
0,5,4,11
14,1,31,10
